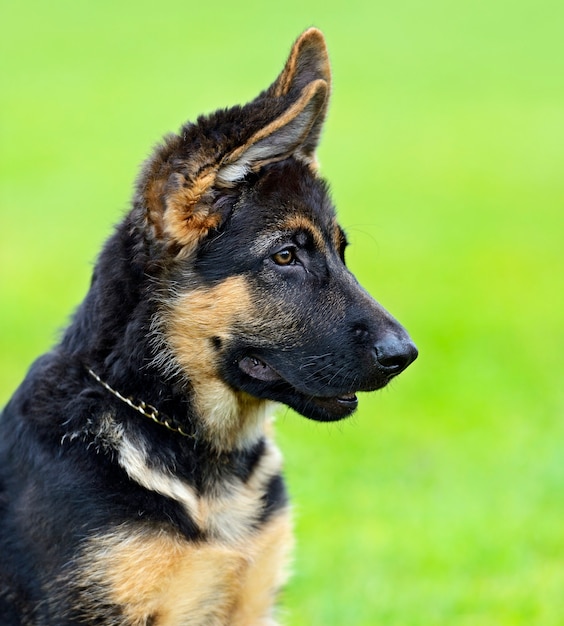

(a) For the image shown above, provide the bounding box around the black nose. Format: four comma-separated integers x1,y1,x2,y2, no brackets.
375,333,418,376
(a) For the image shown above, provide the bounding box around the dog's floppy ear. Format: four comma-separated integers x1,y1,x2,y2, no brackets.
138,28,331,250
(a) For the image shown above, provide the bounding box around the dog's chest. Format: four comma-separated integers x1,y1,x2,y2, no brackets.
75,509,293,626
70,433,293,625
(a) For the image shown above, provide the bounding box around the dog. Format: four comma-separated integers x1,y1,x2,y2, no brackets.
0,28,417,625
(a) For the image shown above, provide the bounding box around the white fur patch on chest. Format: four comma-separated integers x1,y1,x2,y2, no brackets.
117,430,283,543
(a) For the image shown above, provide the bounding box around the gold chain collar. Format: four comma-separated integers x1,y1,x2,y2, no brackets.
87,368,192,438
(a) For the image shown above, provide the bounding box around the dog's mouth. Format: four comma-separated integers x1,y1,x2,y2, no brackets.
238,355,359,420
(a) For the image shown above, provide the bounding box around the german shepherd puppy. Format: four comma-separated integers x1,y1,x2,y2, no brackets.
0,29,417,625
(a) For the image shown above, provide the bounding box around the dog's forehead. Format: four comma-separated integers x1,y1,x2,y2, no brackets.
246,160,338,235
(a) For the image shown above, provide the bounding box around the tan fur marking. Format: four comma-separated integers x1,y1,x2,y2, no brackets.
280,214,326,251
230,512,294,626
165,276,271,449
77,511,292,626
145,176,167,239
332,222,342,248
163,170,219,249
141,134,183,239
82,529,244,625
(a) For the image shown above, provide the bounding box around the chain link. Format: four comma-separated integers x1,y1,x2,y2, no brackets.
87,368,192,438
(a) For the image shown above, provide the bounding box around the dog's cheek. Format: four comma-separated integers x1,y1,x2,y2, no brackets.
162,277,270,448
164,276,252,380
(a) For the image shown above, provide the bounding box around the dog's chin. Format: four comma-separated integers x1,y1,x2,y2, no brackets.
237,355,360,422
292,393,359,422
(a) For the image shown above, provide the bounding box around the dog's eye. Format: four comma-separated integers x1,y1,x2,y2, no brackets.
272,248,297,266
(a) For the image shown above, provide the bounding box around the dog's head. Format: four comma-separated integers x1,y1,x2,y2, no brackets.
137,29,417,429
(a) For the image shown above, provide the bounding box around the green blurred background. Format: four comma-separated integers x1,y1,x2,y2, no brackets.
1,1,563,623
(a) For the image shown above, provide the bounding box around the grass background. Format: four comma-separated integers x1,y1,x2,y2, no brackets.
1,0,563,623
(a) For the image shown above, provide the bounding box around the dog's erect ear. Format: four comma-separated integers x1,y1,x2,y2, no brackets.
216,28,331,186
216,78,328,186
138,28,331,250
270,27,331,157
